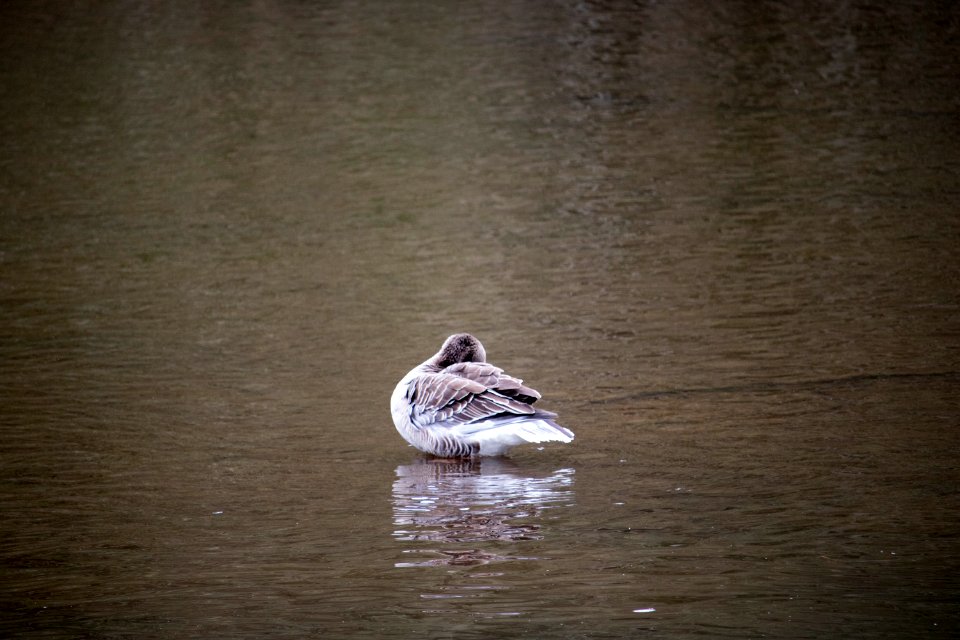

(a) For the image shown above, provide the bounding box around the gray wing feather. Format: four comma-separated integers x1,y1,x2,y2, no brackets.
445,362,541,403
407,362,542,428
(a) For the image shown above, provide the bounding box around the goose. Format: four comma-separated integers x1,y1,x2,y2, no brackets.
391,333,574,457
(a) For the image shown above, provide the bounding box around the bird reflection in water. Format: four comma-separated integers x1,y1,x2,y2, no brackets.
392,457,575,567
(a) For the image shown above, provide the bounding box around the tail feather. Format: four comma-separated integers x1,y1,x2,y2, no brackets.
449,412,574,456
506,420,574,443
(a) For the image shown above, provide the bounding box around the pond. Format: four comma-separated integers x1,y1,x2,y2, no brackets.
1,1,958,637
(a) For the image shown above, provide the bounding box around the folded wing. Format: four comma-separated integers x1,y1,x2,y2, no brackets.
405,362,542,428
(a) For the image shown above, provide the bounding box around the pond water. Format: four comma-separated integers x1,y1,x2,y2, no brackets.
2,1,959,638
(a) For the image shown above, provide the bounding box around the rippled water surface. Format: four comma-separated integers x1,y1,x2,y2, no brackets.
2,1,959,638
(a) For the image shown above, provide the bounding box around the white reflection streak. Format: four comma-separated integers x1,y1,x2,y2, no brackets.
391,458,575,567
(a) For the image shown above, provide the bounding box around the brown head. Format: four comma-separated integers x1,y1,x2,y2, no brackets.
434,333,487,368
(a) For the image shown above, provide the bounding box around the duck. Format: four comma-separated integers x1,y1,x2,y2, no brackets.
391,333,574,457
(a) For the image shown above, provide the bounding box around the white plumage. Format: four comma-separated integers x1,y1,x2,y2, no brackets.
391,334,574,457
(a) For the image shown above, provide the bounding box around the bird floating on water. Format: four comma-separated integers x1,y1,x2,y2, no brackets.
391,333,574,457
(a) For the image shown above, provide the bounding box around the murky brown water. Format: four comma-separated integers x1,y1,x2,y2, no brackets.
2,1,959,637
